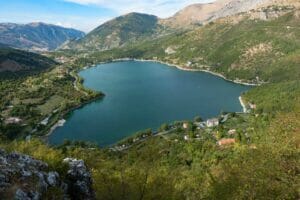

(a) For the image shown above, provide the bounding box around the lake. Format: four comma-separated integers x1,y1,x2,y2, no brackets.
49,61,251,146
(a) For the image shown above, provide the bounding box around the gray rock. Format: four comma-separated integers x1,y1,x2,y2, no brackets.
47,171,59,187
0,149,95,199
15,189,30,200
63,158,95,200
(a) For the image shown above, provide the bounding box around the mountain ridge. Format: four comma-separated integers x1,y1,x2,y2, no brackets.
62,12,172,51
0,22,85,51
0,47,56,77
161,0,300,27
62,0,300,51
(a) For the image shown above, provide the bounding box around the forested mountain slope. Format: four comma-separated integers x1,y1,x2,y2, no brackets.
79,7,300,84
0,47,56,77
0,22,85,51
63,13,170,51
0,1,299,199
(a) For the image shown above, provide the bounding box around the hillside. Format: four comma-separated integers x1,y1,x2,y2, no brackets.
0,47,56,77
161,0,300,28
63,13,171,51
0,0,300,199
0,22,85,51
80,6,299,84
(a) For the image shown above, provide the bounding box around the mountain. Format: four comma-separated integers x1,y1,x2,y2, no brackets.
63,12,170,51
161,0,299,28
1,0,300,199
62,0,299,51
0,22,85,51
80,4,300,84
0,47,56,77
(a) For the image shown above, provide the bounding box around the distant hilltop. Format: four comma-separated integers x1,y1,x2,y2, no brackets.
0,22,85,51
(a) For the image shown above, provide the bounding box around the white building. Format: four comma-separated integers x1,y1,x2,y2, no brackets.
183,122,189,129
5,117,22,124
165,47,176,55
206,118,219,128
40,117,50,126
228,129,237,135
184,135,189,141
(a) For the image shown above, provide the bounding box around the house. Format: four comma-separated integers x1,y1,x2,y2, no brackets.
165,47,176,55
206,118,219,128
228,129,237,135
195,122,206,129
5,117,22,124
249,103,257,109
183,122,189,129
40,117,50,126
186,61,192,67
217,138,236,146
184,135,189,141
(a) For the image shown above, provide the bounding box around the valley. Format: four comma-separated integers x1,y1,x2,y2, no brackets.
0,0,299,199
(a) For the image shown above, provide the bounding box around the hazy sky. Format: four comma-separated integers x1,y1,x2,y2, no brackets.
0,0,214,32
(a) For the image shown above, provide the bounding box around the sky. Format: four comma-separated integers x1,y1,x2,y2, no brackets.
0,0,214,32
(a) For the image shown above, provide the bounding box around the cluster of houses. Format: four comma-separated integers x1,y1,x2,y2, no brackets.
182,117,220,131
182,117,237,146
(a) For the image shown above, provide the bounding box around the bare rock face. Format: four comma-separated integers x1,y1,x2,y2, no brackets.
63,158,95,200
162,0,298,28
0,149,95,200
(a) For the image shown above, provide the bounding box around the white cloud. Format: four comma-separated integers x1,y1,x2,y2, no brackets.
64,0,215,18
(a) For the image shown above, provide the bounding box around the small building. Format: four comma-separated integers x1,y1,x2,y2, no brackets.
228,129,237,135
249,103,257,109
206,118,219,128
217,138,236,146
5,117,22,124
184,135,189,141
186,61,192,67
165,47,176,55
183,122,189,129
40,117,50,126
194,122,206,129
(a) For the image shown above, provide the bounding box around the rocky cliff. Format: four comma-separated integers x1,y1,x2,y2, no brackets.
0,149,94,200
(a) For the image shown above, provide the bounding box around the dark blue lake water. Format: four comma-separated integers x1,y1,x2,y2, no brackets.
49,61,251,146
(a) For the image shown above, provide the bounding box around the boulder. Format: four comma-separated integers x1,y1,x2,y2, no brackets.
63,158,95,200
0,149,95,199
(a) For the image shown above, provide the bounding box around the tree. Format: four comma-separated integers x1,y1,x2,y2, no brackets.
194,116,203,122
159,123,169,132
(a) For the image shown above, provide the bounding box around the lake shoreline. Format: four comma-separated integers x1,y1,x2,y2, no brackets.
44,91,103,140
110,58,261,86
85,58,256,113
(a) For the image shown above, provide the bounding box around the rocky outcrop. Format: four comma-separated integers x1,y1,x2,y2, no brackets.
63,158,95,200
0,149,94,200
162,0,299,28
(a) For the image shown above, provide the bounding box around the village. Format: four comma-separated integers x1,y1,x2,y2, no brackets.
111,103,257,152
